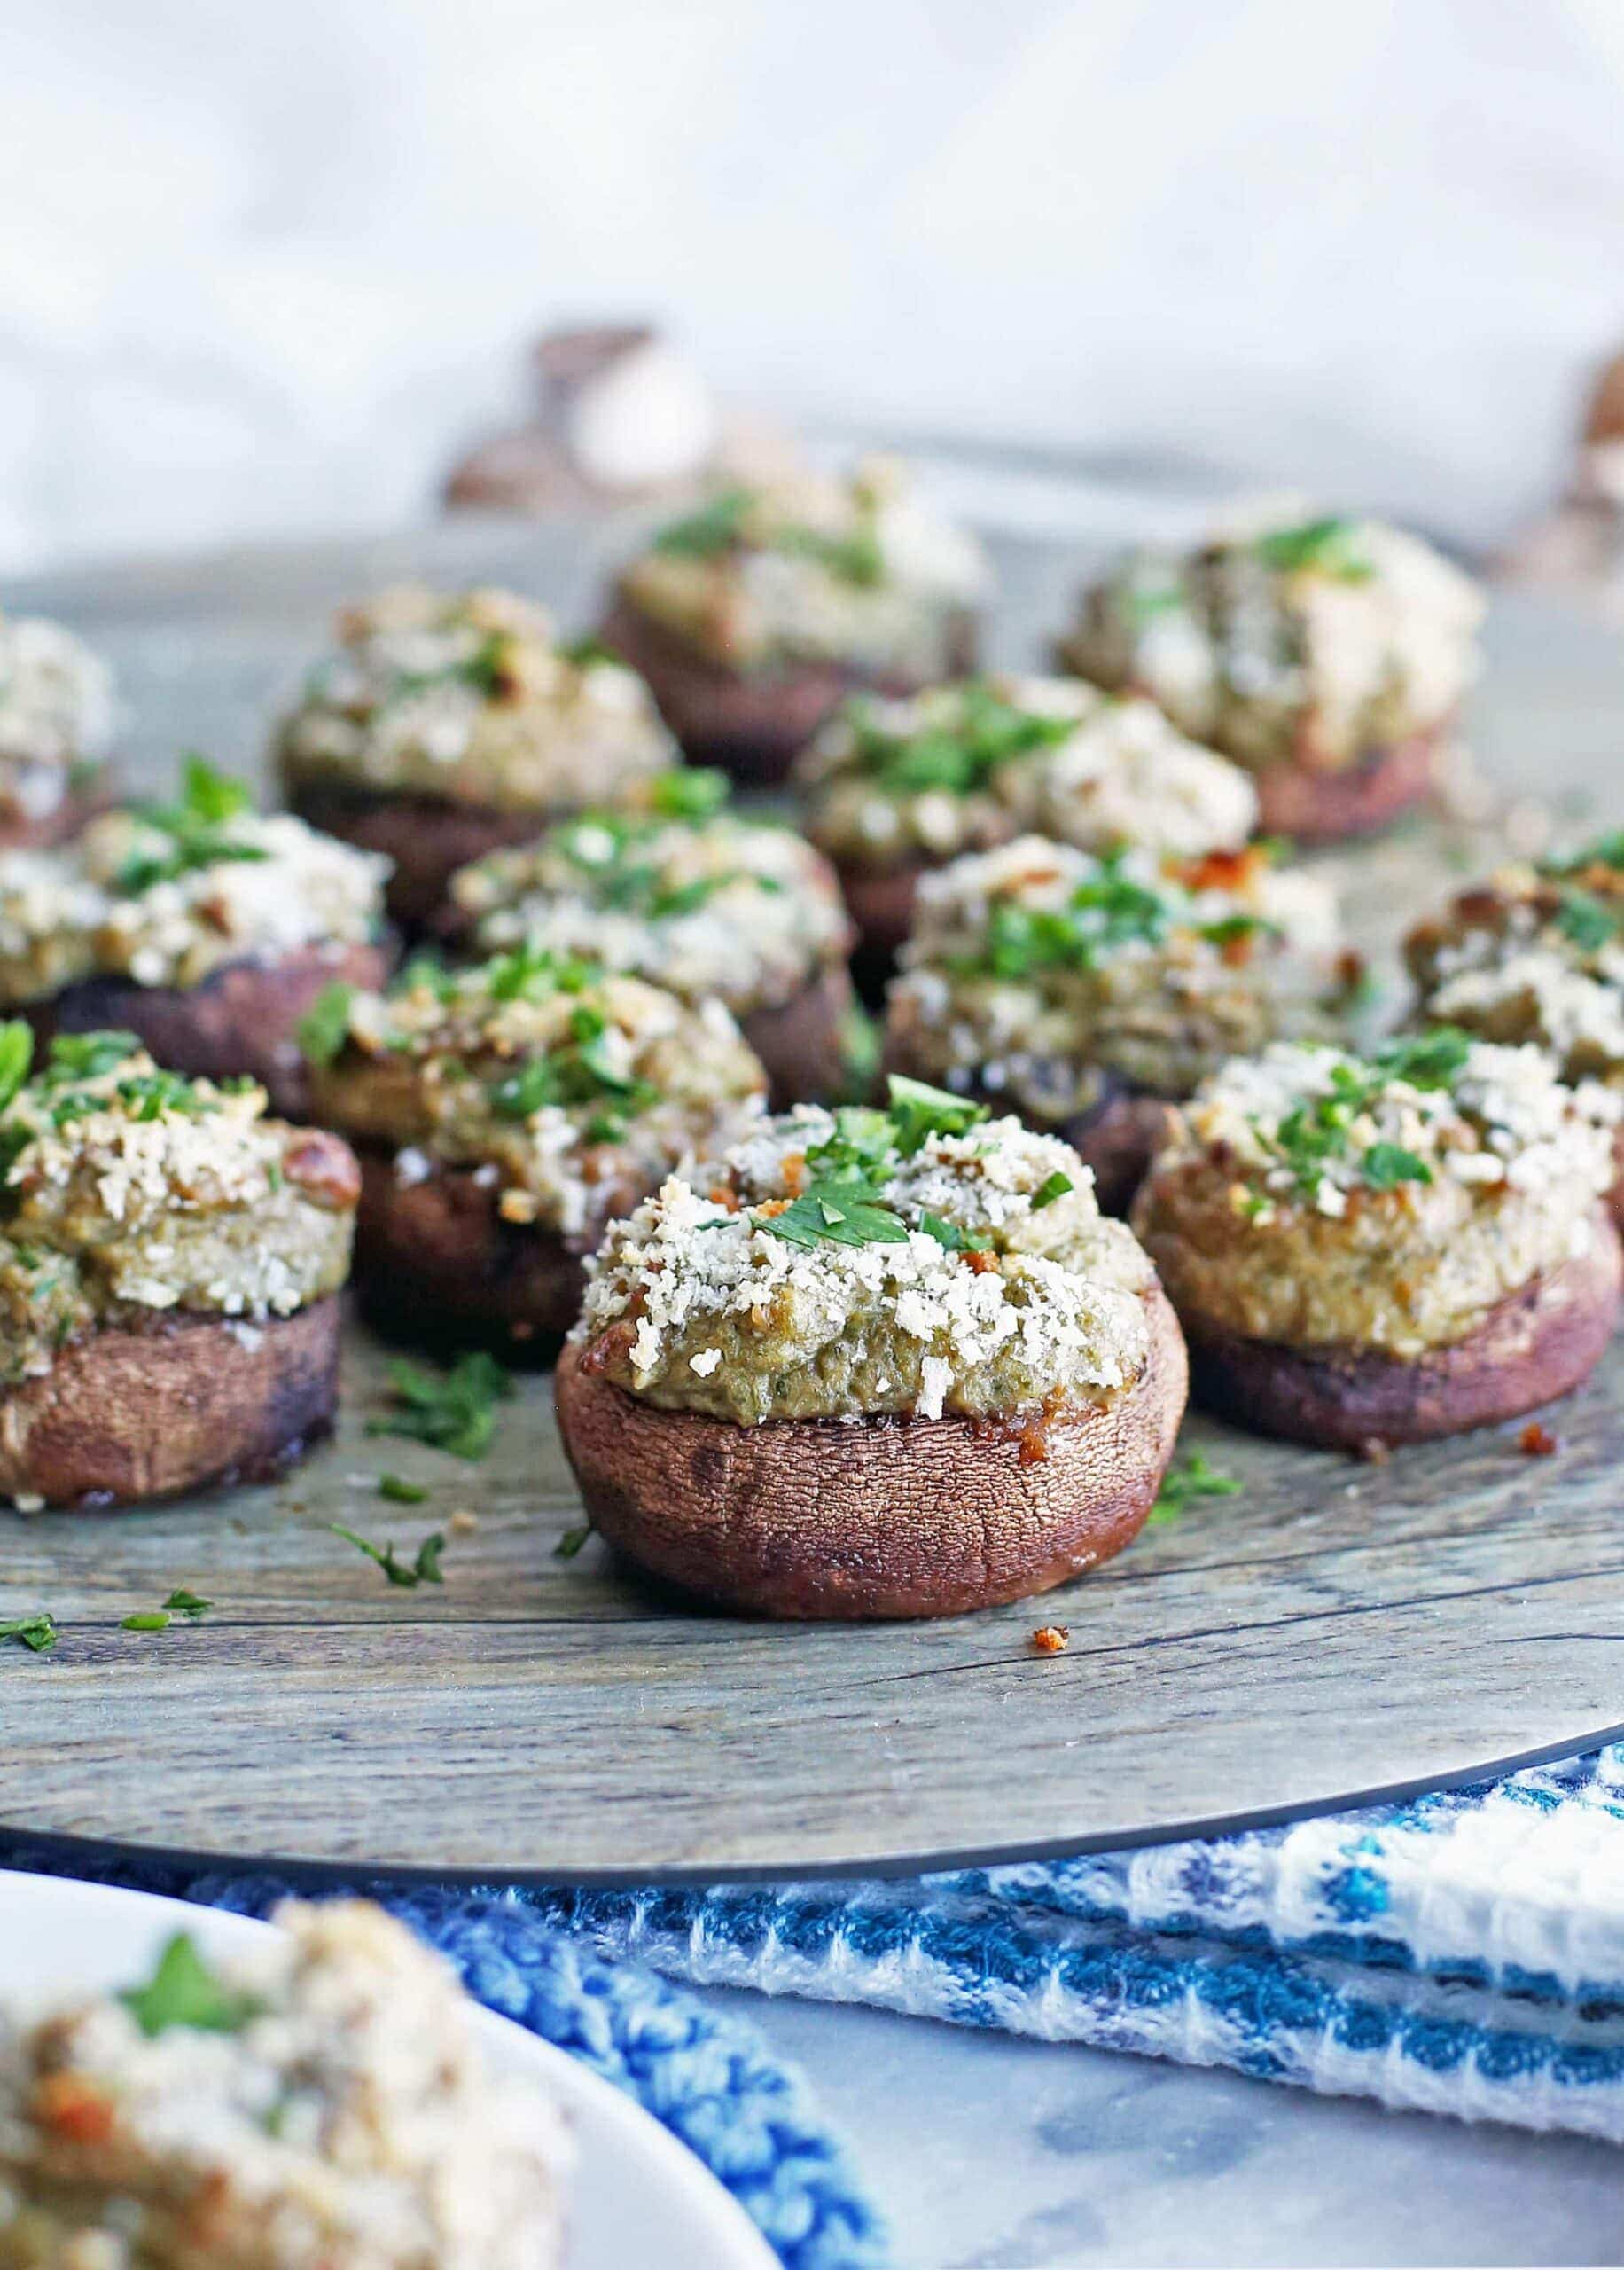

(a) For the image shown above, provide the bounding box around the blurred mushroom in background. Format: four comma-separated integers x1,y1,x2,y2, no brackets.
1502,342,1624,615
444,323,792,515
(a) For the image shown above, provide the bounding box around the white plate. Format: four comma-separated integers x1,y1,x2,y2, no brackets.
0,1871,777,2270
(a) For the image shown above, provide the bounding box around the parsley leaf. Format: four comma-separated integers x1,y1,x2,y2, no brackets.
0,1613,57,1654
121,1611,171,1632
39,1031,139,1085
652,488,753,558
378,1473,428,1504
1029,1170,1074,1210
368,1352,512,1460
120,1934,263,2039
1252,517,1372,581
164,1590,212,1620
646,767,730,822
0,1022,32,1116
554,1522,591,1561
917,1211,991,1253
297,983,354,1066
1362,1142,1433,1192
885,1074,989,1156
1150,1451,1242,1527
331,1523,447,1587
761,1180,912,1250
1555,888,1620,953
849,681,1074,797
119,755,269,893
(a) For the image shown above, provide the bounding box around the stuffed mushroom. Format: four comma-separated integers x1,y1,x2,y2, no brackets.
0,1900,569,2269
602,456,988,785
276,584,675,928
304,946,767,1348
556,1077,1187,1618
883,834,1351,1212
1131,1031,1621,1450
1055,512,1483,841
1405,830,1624,1222
0,607,117,847
0,1026,357,1508
798,673,1259,975
446,770,857,1106
0,756,393,1119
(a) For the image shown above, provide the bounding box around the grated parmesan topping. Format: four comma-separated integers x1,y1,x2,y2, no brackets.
886,834,1347,1119
0,1900,568,2269
277,583,673,812
619,455,987,676
0,614,116,792
799,673,1257,868
0,810,388,998
312,957,765,1239
576,1103,1155,1424
1058,514,1483,771
451,809,851,1015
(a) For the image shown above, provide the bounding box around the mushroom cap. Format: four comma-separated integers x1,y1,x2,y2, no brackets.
1179,1211,1621,1451
554,1279,1188,1620
0,1298,341,1509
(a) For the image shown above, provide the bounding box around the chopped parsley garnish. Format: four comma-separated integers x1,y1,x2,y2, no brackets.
646,767,730,822
1029,1170,1074,1210
393,629,511,702
1257,1029,1473,1198
38,1031,140,1085
118,755,269,894
1125,581,1187,622
394,954,459,1002
0,1613,57,1654
368,1352,512,1461
378,1473,428,1504
559,634,618,669
121,1611,171,1632
1544,828,1624,876
1554,888,1620,953
296,982,355,1066
849,681,1074,798
164,1589,213,1620
488,1003,660,1129
1150,1451,1242,1526
1251,516,1373,582
885,1074,988,1156
120,1934,263,2039
775,521,885,588
652,487,754,558
554,1522,592,1561
484,943,597,1004
1361,1142,1433,1192
967,853,1173,981
0,1022,31,1115
331,1522,447,1587
917,1211,991,1253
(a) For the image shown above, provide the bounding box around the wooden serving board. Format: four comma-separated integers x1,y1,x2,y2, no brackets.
0,513,1620,1883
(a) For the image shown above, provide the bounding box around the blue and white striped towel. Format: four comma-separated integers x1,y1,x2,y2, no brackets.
10,1741,1624,2268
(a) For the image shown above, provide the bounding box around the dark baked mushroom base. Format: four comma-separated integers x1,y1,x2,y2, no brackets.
286,786,564,932
1249,724,1443,845
0,1298,341,1510
1181,1211,1622,1452
833,856,939,995
600,599,979,788
20,941,395,1123
352,1154,608,1355
554,1281,1188,1619
740,959,860,1108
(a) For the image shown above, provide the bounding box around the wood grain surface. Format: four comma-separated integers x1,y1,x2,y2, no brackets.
0,515,1620,1882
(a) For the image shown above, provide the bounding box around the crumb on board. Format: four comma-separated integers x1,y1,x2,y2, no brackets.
1031,1624,1070,1656
449,1507,480,1533
1519,1421,1558,1457
1355,1436,1392,1465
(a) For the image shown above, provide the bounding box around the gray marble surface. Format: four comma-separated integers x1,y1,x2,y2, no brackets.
696,1989,1623,2269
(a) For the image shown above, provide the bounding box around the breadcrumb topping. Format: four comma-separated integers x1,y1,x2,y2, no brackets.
0,1900,567,2269
576,1093,1156,1425
619,455,986,675
886,834,1347,1118
800,674,1257,868
277,583,673,812
452,805,851,1016
310,951,766,1239
0,807,387,1000
1059,513,1483,772
0,614,115,790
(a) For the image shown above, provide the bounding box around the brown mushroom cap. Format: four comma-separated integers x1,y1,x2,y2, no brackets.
1178,1210,1622,1452
20,941,395,1123
0,1298,342,1509
1248,725,1441,844
738,959,859,1108
833,852,933,977
599,596,978,787
554,1280,1188,1619
352,1155,598,1352
285,786,567,932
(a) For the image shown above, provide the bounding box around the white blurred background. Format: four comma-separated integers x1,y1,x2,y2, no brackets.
3,0,1623,571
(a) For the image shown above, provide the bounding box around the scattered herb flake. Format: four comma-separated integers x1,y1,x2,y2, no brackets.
1361,1142,1433,1192
0,1023,32,1116
163,1590,213,1621
331,1523,448,1588
0,1613,57,1654
296,983,355,1067
121,1611,171,1632
554,1523,592,1561
368,1352,513,1461
885,1074,989,1156
377,1473,428,1504
120,1934,263,2039
1150,1452,1242,1527
1029,1171,1074,1211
